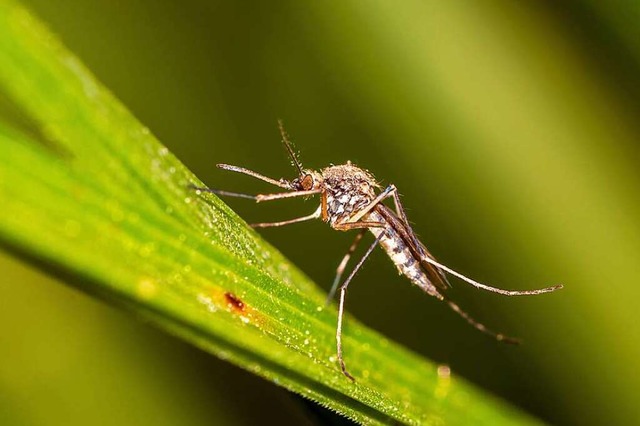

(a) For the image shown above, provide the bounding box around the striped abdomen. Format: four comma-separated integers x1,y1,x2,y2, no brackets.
366,211,442,298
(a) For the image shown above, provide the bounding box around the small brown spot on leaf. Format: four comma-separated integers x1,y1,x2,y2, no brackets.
224,292,245,312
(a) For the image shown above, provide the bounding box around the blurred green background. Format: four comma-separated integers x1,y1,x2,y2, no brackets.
2,1,639,424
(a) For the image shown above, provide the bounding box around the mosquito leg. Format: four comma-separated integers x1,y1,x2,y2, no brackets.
190,185,321,202
188,186,258,200
333,221,386,231
251,208,321,228
384,193,561,294
349,184,397,223
444,297,521,344
420,255,564,296
325,230,366,306
256,189,321,202
336,233,383,381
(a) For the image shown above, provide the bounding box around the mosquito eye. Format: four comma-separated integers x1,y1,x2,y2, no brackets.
301,174,314,190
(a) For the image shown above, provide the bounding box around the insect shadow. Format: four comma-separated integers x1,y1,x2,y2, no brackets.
191,120,563,381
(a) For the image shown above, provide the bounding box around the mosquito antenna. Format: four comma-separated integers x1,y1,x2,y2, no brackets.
216,164,292,189
444,297,521,344
278,119,304,176
421,256,563,296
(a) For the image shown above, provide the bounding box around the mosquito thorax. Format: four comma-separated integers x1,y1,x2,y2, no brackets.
321,163,380,224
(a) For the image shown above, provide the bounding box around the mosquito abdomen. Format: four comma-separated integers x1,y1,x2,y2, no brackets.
367,211,442,299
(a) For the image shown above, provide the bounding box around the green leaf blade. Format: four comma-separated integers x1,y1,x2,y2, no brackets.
0,1,541,424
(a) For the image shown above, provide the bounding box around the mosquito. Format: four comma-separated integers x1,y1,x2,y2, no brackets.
191,121,563,381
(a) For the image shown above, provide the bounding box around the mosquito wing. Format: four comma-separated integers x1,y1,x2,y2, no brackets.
415,239,451,289
375,204,450,291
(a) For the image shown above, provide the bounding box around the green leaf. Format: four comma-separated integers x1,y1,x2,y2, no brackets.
0,1,540,424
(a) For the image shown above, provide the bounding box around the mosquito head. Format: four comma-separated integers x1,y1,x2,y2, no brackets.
291,169,324,191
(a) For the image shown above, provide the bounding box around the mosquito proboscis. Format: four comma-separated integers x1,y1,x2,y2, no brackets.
191,121,563,381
